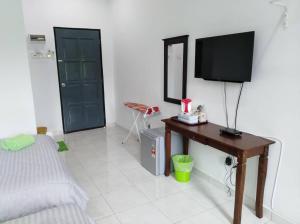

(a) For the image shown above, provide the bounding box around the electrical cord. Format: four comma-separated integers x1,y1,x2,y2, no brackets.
223,82,244,130
263,137,283,213
223,82,244,196
221,3,286,208
224,138,283,214
224,155,237,197
234,83,244,130
224,161,232,197
229,156,237,186
224,82,229,128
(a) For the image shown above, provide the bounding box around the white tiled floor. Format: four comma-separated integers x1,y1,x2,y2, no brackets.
63,126,274,224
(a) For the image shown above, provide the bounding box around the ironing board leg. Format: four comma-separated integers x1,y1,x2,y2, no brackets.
143,118,147,129
122,111,141,144
133,111,141,142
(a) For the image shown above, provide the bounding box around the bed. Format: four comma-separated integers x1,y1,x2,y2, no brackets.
0,135,88,222
3,204,95,224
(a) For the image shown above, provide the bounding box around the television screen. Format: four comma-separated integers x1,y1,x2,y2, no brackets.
195,31,255,83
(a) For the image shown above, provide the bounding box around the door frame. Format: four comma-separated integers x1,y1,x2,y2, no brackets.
53,27,106,134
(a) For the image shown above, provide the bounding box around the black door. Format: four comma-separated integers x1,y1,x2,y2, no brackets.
54,28,106,133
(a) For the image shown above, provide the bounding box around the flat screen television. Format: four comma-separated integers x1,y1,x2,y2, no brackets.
195,31,255,83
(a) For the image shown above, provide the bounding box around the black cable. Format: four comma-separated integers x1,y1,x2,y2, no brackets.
229,156,237,186
224,82,229,128
234,83,244,130
224,161,232,197
223,83,244,196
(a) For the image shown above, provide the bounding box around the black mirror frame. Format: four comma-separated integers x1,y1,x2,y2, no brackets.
163,35,189,105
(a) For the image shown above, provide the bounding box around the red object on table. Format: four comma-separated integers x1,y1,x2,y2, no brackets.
181,98,192,113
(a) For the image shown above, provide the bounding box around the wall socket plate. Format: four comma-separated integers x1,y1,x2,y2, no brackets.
225,156,233,166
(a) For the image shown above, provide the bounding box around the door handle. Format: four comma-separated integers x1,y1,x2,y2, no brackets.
61,83,66,87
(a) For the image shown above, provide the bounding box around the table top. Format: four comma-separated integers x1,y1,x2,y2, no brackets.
162,118,275,157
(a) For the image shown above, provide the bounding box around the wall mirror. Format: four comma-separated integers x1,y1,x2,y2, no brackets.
163,35,188,105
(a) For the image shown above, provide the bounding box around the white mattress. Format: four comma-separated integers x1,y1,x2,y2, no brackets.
4,204,95,224
0,135,88,222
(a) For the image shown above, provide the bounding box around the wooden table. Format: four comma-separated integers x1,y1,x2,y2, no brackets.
162,118,275,224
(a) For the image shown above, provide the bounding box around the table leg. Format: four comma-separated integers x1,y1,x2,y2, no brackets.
256,148,269,218
165,126,171,176
233,156,247,224
183,136,189,155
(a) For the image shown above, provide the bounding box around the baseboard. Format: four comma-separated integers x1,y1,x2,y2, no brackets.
47,130,64,141
115,123,140,139
106,122,116,128
115,122,129,131
48,124,117,140
192,168,294,224
270,212,296,224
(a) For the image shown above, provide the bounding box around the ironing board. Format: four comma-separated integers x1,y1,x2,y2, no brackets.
122,102,160,144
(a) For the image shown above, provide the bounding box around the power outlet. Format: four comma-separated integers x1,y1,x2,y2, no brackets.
225,156,233,166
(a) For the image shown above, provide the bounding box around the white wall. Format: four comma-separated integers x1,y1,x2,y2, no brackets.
21,0,116,136
111,0,300,223
0,0,36,138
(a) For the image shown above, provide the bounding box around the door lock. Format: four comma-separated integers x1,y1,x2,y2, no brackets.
61,83,66,87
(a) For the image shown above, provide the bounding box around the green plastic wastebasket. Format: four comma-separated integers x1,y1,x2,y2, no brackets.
172,155,193,183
